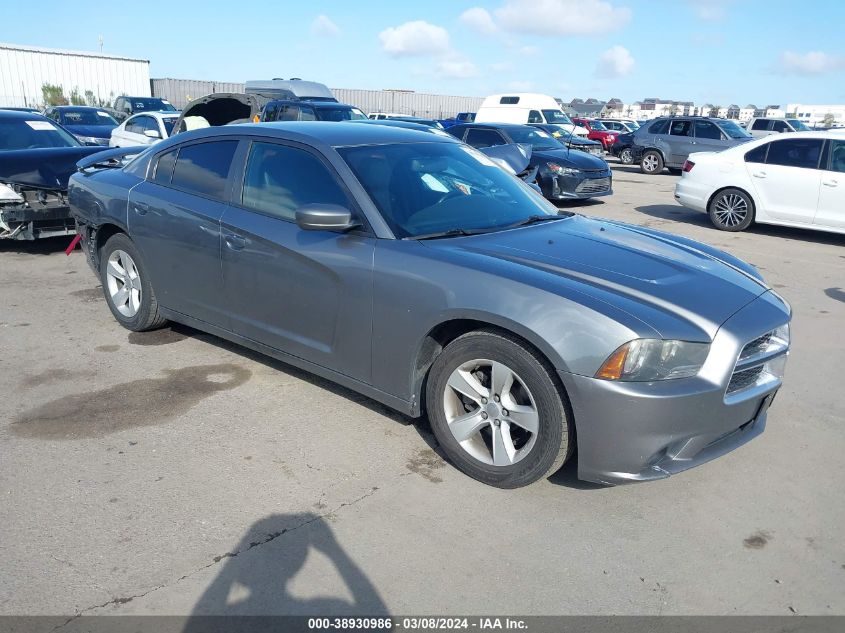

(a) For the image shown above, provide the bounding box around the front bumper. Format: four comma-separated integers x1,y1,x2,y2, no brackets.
543,172,613,200
561,291,790,485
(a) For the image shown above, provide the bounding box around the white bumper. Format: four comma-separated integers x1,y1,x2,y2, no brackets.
674,176,710,213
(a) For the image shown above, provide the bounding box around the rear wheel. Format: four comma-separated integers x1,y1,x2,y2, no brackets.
425,330,572,488
640,150,664,175
619,147,633,165
708,188,755,232
100,233,167,331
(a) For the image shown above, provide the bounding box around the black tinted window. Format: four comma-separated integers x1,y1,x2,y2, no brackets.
171,140,238,199
751,119,771,131
772,120,789,132
499,96,519,104
527,110,543,123
744,144,768,164
828,140,845,173
766,139,823,169
242,142,348,221
694,121,722,140
670,120,692,136
464,128,506,148
648,119,670,134
153,149,178,184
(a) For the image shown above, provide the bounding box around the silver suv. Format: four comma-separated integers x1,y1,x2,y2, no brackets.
632,116,752,174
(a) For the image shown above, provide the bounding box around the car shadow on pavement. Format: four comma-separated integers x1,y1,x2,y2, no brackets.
0,235,74,255
634,204,711,227
182,513,389,624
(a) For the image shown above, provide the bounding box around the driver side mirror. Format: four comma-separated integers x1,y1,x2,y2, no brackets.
295,204,359,232
143,129,161,139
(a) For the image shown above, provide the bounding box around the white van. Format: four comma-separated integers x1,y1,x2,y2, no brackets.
475,93,589,137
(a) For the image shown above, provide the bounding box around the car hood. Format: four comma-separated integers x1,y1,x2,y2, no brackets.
63,124,115,139
532,148,609,169
423,215,769,339
0,146,105,189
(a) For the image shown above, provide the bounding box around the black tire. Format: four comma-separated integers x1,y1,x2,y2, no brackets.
707,188,755,232
425,329,572,488
619,147,633,165
640,149,664,175
99,233,167,331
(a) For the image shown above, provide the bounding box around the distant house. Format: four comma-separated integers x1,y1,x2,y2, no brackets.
567,97,606,117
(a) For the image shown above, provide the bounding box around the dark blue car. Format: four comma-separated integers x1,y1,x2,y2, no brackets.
449,123,612,201
43,106,118,146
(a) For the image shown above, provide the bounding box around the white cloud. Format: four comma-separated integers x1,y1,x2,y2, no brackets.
437,59,479,79
519,45,540,56
596,45,634,78
460,7,497,34
507,80,534,91
379,21,450,58
310,15,340,37
495,0,631,36
490,61,514,72
687,0,729,21
779,51,845,76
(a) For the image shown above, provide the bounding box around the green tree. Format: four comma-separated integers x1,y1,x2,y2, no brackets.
69,88,86,106
41,83,68,106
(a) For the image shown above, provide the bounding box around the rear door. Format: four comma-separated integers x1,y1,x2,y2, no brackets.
750,119,773,138
128,138,239,327
815,139,845,229
746,137,823,224
219,139,375,380
666,119,693,166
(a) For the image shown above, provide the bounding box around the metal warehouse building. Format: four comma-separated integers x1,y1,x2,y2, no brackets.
0,43,150,108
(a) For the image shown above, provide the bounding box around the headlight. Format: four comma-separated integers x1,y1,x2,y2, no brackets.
546,162,581,176
74,135,108,145
0,182,24,203
596,339,710,381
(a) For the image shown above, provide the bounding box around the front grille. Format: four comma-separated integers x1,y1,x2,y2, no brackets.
739,332,772,361
728,366,765,393
575,177,611,194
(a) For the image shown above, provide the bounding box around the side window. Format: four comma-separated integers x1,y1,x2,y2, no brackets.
648,119,670,134
171,140,238,199
772,120,789,133
669,120,692,136
463,128,506,148
299,106,316,121
126,118,144,134
152,148,178,184
694,120,723,140
115,98,124,112
241,142,349,221
527,110,543,124
499,96,519,105
263,103,278,121
766,139,824,169
751,119,771,131
829,140,845,173
744,144,769,164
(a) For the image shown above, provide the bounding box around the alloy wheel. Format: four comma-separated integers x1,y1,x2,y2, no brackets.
105,249,142,317
642,154,659,172
713,193,749,227
443,359,539,467
620,148,633,164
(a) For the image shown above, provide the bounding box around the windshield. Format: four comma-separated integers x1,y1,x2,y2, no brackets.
505,127,563,150
0,118,81,150
59,109,118,126
131,98,177,112
787,119,810,131
161,117,178,136
318,107,367,121
542,109,572,125
587,120,608,131
339,142,560,238
716,120,752,139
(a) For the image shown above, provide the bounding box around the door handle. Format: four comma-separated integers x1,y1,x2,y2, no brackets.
224,234,246,251
133,202,150,215
822,180,838,187
752,171,767,179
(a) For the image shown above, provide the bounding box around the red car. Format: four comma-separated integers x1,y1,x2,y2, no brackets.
572,118,618,150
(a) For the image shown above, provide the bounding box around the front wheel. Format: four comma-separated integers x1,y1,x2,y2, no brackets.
708,188,755,232
640,150,664,175
99,233,167,331
425,330,572,488
619,147,633,165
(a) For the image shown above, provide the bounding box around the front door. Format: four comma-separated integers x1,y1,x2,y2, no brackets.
127,138,239,327
219,140,375,382
746,137,823,224
815,139,845,229
692,119,728,154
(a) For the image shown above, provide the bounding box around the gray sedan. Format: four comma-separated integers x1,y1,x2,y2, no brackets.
68,123,791,488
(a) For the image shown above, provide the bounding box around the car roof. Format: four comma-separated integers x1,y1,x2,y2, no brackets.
51,105,103,111
451,122,537,131
164,121,459,148
126,110,179,119
0,109,51,121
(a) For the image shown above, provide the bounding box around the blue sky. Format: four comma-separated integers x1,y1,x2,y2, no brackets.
9,0,845,105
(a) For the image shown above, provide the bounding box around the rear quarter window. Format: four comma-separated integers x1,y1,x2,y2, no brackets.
170,140,238,199
744,144,768,164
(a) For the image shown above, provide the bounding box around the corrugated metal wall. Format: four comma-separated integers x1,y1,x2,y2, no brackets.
0,43,150,108
149,79,483,118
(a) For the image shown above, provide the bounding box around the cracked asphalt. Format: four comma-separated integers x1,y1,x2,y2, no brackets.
1,163,844,618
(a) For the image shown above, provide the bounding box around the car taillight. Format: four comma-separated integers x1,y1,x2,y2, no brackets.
682,160,695,173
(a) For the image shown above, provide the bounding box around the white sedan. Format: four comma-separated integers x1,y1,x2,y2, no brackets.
674,131,844,234
110,111,179,148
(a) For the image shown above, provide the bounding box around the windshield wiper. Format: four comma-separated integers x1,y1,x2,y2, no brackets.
503,214,568,229
408,228,487,241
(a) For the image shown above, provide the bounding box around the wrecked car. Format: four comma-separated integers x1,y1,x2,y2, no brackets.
0,110,105,240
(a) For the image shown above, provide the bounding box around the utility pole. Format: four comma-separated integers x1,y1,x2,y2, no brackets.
98,35,104,52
